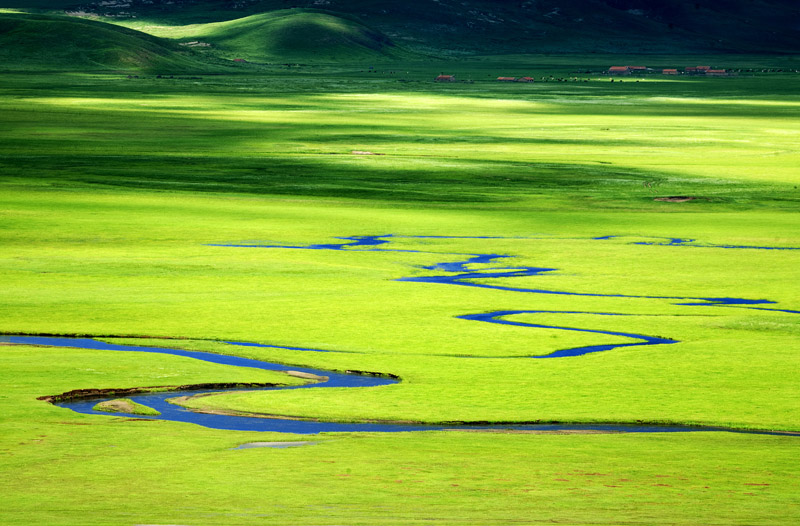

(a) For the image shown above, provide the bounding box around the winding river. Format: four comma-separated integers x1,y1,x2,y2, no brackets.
7,234,799,436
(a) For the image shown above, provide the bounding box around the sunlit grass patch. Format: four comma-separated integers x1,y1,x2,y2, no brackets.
1,65,799,525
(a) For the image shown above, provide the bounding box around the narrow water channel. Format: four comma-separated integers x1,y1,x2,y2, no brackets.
7,234,798,436
3,334,794,437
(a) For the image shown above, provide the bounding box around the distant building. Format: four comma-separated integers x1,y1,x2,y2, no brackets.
497,77,517,82
662,69,678,75
706,69,729,76
627,66,648,73
516,77,535,82
608,66,630,75
686,66,712,75
435,75,456,82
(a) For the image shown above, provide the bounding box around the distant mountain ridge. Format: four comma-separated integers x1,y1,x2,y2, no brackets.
14,0,798,54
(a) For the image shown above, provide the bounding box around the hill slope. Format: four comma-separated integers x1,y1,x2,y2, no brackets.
155,10,405,62
0,12,206,71
20,0,798,55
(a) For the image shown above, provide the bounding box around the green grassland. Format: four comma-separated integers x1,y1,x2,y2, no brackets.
7,0,800,55
1,62,800,524
0,12,211,72
4,345,799,526
0,9,413,68
115,9,410,62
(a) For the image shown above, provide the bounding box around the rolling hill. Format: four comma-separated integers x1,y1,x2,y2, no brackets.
0,12,207,71
152,10,406,62
6,0,797,55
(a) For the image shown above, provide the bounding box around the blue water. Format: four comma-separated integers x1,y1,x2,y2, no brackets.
211,234,800,318
4,335,796,436
8,233,798,436
210,234,800,252
456,311,677,358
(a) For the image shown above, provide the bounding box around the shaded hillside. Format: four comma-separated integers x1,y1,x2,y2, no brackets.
0,12,207,71
158,10,406,62
9,0,798,54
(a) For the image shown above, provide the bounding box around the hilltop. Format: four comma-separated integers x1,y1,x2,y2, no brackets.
5,0,798,56
128,10,407,62
0,12,208,71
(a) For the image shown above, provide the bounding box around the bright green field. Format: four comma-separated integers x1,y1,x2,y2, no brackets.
1,66,799,524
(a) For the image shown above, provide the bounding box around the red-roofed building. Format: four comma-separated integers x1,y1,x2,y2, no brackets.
435,75,456,82
706,69,728,76
497,77,517,82
662,69,678,75
516,77,535,82
608,66,630,75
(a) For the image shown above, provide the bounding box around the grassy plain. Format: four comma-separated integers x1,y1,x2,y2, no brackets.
1,65,799,524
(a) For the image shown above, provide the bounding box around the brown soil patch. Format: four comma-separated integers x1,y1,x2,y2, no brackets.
286,370,328,382
95,399,137,413
168,397,423,425
39,382,284,403
345,369,400,379
167,396,297,420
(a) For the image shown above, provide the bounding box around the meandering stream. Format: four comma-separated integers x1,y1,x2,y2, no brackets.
7,234,798,436
4,334,796,436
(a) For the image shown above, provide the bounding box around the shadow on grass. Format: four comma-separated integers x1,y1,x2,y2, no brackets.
5,153,789,206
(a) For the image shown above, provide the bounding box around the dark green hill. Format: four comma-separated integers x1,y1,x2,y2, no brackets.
17,0,795,55
0,12,206,71
2,0,798,58
177,10,405,62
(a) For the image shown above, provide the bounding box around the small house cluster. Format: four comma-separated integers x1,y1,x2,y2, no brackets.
607,65,735,77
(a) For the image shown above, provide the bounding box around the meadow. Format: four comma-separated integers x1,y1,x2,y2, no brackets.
1,63,799,524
